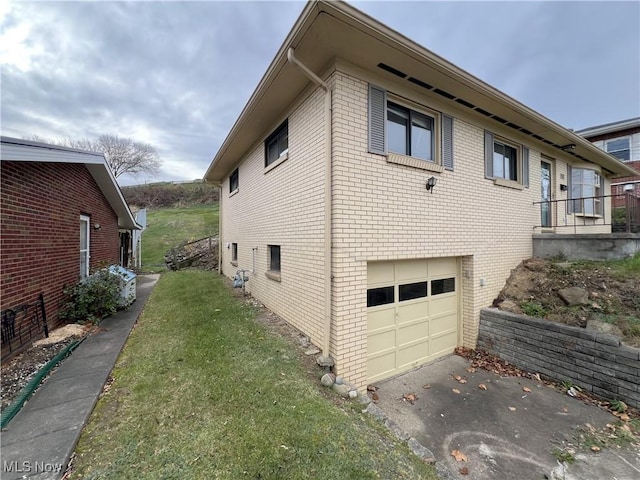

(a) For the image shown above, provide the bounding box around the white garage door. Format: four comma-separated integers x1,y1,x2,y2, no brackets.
367,258,459,383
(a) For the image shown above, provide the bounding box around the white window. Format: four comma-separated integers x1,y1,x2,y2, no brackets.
80,215,90,279
569,168,602,216
605,138,631,162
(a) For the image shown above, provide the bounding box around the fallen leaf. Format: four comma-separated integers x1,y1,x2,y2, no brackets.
523,387,532,393
372,392,379,401
451,449,467,462
452,388,461,394
459,466,469,475
459,379,468,384
422,384,431,389
508,406,516,411
466,367,476,373
478,384,487,390
562,407,569,413
590,445,601,452
402,393,418,404
453,375,462,381
367,385,377,392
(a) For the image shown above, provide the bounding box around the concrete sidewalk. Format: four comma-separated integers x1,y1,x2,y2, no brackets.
372,355,640,480
1,274,159,480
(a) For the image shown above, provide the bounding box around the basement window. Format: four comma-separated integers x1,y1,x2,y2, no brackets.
266,245,281,282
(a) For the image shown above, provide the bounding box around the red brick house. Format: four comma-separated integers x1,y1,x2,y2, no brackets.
576,117,640,196
1,137,139,357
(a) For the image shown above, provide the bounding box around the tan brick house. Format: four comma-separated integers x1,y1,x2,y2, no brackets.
1,137,139,358
204,1,635,389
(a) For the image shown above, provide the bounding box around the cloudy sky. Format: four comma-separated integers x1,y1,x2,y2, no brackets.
2,1,639,186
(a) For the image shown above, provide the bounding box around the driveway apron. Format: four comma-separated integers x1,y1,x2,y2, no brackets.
373,354,640,480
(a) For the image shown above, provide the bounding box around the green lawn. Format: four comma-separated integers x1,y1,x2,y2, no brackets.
69,271,437,480
141,205,218,270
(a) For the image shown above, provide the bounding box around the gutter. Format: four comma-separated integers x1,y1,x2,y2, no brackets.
287,48,333,359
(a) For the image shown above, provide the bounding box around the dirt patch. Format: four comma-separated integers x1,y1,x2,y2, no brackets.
493,258,640,346
1,325,90,413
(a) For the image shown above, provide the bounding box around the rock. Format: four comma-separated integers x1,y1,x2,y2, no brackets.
320,373,336,387
304,347,320,356
499,300,522,314
316,355,334,368
334,376,343,385
586,319,623,337
558,286,589,306
332,383,350,398
348,390,358,399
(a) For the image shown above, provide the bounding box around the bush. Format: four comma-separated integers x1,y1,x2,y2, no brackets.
60,269,124,324
520,300,547,318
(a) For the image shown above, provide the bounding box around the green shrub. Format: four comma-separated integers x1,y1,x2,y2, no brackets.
60,269,124,324
520,300,547,318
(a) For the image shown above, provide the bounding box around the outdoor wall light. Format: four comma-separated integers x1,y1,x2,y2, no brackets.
560,184,568,192
426,176,437,193
560,144,576,152
93,223,101,230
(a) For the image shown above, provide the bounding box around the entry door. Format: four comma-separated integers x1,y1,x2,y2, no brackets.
540,161,552,227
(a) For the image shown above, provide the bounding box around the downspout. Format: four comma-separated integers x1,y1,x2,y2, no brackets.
214,183,223,274
287,48,332,358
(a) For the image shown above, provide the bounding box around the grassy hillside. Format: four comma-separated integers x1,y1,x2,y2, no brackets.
141,205,219,271
123,181,218,209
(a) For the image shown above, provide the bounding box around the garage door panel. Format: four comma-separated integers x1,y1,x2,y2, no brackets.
368,307,395,331
368,262,395,286
429,331,458,358
430,295,457,314
368,329,396,354
427,257,457,277
397,321,428,346
430,313,458,337
395,259,428,282
368,352,397,382
397,301,428,324
398,341,429,368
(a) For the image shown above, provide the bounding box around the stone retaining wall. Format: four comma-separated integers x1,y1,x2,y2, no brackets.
478,308,640,409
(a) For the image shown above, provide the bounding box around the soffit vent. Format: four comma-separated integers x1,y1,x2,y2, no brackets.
376,62,593,158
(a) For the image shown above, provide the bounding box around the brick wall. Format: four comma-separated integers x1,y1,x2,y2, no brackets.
1,161,120,336
217,61,620,390
479,308,639,408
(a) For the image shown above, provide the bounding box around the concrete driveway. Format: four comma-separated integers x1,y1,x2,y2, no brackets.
372,355,640,480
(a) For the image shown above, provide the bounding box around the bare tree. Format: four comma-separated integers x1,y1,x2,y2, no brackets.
24,134,161,179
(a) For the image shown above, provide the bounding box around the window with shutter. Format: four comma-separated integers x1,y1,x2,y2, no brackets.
368,84,453,172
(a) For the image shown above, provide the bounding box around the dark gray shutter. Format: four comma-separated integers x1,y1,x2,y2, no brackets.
484,130,494,178
368,84,386,155
567,165,574,213
522,146,529,187
442,114,454,170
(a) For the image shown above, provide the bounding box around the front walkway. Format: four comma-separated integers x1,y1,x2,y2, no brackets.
0,274,160,480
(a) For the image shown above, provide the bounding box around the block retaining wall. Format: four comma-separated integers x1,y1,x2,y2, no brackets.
478,308,640,409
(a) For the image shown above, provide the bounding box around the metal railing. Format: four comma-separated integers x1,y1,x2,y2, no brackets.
1,293,49,360
533,192,640,233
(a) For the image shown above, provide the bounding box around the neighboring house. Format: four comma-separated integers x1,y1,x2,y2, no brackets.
1,137,139,356
576,117,640,197
204,1,635,389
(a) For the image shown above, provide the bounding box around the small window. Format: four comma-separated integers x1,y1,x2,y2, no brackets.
399,282,427,301
431,278,455,296
367,286,394,307
229,168,239,193
231,243,238,263
484,131,529,186
387,102,435,161
493,140,518,181
606,138,630,162
268,245,281,272
80,215,90,279
265,120,288,167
